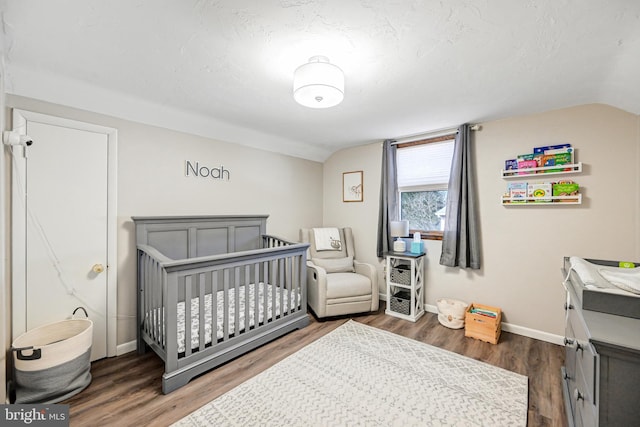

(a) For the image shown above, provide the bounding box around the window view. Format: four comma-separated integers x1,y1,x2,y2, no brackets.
400,190,447,231
396,138,455,237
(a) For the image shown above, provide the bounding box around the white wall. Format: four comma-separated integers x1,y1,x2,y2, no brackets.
323,104,640,339
4,95,324,346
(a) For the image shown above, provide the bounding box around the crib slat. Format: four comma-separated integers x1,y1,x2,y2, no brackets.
183,275,192,357
156,259,164,344
205,271,213,346
286,255,292,315
151,257,158,343
211,271,218,344
233,267,240,337
253,263,259,330
198,273,206,351
161,267,168,349
244,265,250,333
279,258,284,318
151,257,159,342
263,261,269,325
296,254,302,312
223,269,230,341
271,259,277,323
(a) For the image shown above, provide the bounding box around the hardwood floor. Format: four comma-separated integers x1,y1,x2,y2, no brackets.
65,307,567,426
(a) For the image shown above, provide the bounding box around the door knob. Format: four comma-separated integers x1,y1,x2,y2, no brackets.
92,264,105,274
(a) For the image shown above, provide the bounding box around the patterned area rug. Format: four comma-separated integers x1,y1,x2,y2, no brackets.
173,320,528,426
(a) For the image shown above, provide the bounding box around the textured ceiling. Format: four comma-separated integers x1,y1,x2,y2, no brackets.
2,0,639,161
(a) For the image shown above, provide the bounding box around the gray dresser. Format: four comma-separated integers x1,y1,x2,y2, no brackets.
562,260,640,427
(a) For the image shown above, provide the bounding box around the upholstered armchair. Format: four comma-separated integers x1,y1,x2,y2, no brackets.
299,227,379,318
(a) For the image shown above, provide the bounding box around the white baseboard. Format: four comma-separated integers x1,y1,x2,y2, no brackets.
424,304,564,345
116,340,137,356
500,323,564,346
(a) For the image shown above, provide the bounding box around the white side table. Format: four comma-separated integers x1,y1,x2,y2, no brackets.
384,251,425,322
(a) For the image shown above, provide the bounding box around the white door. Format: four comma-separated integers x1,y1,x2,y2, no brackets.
11,110,117,360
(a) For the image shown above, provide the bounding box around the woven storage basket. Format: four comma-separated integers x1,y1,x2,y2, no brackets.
389,291,411,315
436,298,468,329
11,307,93,403
390,265,411,285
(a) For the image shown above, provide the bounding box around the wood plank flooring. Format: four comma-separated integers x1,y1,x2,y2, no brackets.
64,307,567,427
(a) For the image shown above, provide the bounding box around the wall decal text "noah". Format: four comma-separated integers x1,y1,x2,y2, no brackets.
185,160,230,181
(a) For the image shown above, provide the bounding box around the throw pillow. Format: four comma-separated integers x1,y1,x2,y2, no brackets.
311,256,354,273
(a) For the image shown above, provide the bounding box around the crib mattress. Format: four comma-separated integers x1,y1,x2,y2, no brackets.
173,282,299,353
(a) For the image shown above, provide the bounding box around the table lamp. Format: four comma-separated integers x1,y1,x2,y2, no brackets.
390,220,409,252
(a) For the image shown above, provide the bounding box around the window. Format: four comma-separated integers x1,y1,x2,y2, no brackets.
396,137,455,239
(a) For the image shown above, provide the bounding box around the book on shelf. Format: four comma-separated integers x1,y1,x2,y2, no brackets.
470,308,497,318
541,152,572,172
507,182,527,203
527,183,552,202
505,159,518,171
532,143,571,154
517,159,538,175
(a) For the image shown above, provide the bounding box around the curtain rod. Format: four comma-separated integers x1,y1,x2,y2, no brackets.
390,124,480,145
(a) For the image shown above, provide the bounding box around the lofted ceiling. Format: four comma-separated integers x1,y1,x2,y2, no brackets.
2,0,639,161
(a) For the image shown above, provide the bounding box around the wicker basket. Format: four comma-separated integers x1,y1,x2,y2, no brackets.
389,291,411,315
390,265,411,285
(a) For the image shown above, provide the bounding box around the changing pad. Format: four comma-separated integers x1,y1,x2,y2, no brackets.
599,269,640,295
564,257,640,319
569,256,640,296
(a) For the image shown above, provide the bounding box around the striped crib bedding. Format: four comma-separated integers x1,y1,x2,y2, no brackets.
175,282,299,353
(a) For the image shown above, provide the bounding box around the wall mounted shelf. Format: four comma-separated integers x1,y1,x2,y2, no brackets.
501,162,582,179
501,194,582,205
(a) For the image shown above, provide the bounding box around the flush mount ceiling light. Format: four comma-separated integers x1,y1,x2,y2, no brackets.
293,55,344,108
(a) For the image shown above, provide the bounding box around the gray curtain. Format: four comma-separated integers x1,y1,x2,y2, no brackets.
376,140,398,258
439,124,481,269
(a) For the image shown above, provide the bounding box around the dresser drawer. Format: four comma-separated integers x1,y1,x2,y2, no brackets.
567,303,598,403
576,341,597,403
573,372,597,427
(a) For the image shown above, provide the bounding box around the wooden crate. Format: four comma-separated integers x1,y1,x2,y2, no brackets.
464,303,502,344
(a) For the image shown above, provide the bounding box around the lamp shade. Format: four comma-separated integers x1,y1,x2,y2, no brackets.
390,220,409,238
293,56,344,108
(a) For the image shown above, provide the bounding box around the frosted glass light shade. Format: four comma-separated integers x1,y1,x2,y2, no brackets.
390,220,409,238
293,56,344,108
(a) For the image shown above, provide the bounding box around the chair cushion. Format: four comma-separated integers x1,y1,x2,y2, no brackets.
326,273,372,299
312,256,354,273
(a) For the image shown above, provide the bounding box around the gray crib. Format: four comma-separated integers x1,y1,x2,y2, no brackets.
133,215,310,394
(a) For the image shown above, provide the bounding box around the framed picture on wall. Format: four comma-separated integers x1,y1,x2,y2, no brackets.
343,171,363,202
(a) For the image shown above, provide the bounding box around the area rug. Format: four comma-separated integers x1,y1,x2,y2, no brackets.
173,320,528,426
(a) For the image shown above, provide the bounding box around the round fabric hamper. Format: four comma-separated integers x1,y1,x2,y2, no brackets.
436,298,468,329
12,315,93,403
